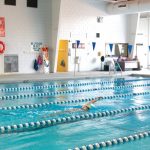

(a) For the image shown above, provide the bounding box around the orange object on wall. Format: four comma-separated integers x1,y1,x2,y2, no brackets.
57,40,68,72
0,17,5,37
0,41,5,54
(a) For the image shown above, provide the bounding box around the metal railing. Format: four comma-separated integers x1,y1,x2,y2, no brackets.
109,60,122,76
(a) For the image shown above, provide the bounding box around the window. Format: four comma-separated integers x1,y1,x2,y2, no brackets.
5,0,16,6
27,0,38,8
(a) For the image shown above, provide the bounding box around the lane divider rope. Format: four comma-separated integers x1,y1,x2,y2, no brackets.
1,91,150,110
0,105,150,134
0,78,150,93
1,83,150,101
69,130,150,150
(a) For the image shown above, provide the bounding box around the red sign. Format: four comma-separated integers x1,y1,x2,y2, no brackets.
0,17,5,37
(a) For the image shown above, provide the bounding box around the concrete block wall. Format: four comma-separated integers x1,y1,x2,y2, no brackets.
0,0,51,74
58,0,128,71
0,0,132,73
136,16,150,68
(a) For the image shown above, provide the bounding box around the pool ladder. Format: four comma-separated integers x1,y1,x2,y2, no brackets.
109,61,122,76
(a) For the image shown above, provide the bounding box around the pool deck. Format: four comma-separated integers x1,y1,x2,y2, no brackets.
0,69,150,83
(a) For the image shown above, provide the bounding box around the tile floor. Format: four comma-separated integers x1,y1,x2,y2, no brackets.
0,69,149,83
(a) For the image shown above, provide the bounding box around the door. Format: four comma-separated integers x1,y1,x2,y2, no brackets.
57,40,68,72
136,44,148,68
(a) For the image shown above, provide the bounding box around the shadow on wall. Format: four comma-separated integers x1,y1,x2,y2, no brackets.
81,0,107,14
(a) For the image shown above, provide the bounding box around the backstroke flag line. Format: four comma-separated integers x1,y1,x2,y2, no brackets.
109,44,113,53
92,42,96,51
76,40,80,48
128,44,133,54
148,46,150,51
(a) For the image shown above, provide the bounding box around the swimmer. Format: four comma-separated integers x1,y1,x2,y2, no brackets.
81,99,97,111
43,96,102,118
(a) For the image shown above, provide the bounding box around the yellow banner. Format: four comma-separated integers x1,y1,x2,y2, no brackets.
57,40,68,72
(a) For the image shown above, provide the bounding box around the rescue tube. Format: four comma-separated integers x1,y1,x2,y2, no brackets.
0,41,5,54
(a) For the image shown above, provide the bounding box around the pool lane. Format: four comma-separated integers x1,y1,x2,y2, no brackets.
0,90,150,127
0,81,150,108
0,109,150,150
0,77,150,150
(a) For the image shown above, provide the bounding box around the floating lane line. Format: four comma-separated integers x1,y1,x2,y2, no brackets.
0,83,150,100
0,78,150,93
0,105,150,134
69,130,150,150
1,91,150,110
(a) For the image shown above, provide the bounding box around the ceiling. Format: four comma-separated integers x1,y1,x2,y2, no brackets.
104,0,136,3
104,0,150,16
140,12,150,18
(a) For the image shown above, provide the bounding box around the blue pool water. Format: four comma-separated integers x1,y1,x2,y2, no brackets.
0,76,150,150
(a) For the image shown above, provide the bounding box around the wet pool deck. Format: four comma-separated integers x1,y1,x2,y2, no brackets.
0,69,149,83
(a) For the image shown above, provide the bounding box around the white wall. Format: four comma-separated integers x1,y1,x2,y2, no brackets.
0,0,51,74
103,15,128,43
137,17,149,45
136,16,150,67
49,0,61,73
58,0,129,71
0,0,132,73
126,13,140,58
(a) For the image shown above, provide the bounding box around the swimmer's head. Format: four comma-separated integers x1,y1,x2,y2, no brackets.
91,99,96,103
82,105,90,111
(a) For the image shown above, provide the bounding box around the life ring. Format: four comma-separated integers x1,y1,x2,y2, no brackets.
0,41,5,54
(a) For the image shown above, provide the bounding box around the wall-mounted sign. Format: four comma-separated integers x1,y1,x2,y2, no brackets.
97,16,103,23
31,42,42,52
0,17,5,37
72,43,85,49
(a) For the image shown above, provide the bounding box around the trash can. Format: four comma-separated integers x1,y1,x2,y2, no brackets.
104,65,109,71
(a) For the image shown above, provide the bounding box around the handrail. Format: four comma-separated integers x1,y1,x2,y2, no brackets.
109,60,122,76
115,61,122,75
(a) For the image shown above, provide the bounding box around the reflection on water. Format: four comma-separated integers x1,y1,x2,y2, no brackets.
0,77,150,149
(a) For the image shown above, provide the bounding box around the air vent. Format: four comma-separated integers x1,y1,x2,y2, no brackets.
4,55,18,73
118,4,127,8
5,0,16,6
27,0,38,8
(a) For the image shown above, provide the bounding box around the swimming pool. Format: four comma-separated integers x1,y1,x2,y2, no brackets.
0,76,150,150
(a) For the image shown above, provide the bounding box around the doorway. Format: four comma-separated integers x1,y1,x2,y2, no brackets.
136,44,148,68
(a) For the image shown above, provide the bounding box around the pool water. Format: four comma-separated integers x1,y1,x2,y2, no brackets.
0,76,150,150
